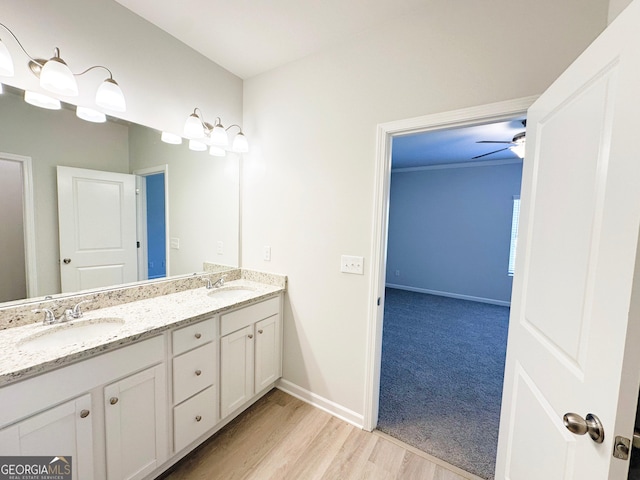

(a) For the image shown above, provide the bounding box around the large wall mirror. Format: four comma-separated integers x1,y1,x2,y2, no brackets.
0,85,240,306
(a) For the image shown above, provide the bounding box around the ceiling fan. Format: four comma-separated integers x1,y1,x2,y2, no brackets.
472,120,527,159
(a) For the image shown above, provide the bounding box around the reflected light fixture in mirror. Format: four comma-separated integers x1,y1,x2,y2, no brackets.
0,22,126,116
175,107,249,155
76,106,106,123
161,131,183,144
24,90,61,110
0,82,3,94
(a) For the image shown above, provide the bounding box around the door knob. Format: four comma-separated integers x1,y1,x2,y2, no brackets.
563,412,604,443
63,258,71,264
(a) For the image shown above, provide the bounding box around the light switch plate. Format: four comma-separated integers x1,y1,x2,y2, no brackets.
217,241,223,255
263,246,271,261
170,237,180,250
341,255,364,275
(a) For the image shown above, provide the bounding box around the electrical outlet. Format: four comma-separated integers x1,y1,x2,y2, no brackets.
217,241,223,255
341,255,364,275
395,270,400,277
170,237,180,249
263,246,271,261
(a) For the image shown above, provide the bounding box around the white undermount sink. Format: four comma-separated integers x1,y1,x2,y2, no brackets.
18,318,126,352
207,286,256,301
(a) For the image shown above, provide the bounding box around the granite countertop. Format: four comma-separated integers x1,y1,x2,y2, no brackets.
0,279,283,387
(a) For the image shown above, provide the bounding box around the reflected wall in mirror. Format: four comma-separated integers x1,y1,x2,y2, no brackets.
0,85,239,304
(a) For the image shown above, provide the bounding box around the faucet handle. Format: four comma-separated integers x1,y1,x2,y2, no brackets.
203,278,213,289
72,300,91,317
32,308,56,325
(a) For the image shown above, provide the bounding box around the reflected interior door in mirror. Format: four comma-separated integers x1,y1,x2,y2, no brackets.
57,166,137,293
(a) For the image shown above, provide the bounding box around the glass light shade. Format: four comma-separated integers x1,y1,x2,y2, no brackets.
24,90,61,110
183,113,204,139
209,146,226,157
161,132,183,144
232,132,249,153
76,106,106,123
0,83,3,94
40,57,78,96
189,139,207,151
509,143,525,159
209,124,228,146
95,78,126,112
0,40,14,76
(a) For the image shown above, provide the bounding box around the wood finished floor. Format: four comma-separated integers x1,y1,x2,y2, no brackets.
158,389,479,480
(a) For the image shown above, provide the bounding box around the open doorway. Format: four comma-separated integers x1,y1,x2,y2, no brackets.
377,119,524,479
135,165,169,281
363,97,537,480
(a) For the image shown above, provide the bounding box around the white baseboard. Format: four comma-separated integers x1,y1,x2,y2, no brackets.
276,379,364,429
385,283,511,307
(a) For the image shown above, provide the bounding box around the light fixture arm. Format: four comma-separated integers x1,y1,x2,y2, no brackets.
0,22,44,66
225,124,243,134
75,64,114,79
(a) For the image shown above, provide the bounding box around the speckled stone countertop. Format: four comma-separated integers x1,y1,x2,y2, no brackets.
0,275,285,387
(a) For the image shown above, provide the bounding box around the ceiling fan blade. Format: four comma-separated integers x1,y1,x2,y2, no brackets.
472,147,510,160
476,140,514,144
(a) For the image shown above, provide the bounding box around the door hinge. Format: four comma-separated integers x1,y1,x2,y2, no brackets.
136,241,140,248
377,297,381,306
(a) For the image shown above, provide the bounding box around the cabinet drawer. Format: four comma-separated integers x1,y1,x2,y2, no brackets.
173,386,217,453
173,318,216,355
173,342,216,405
220,296,279,336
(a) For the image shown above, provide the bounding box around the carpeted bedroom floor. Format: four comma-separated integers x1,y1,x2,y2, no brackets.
377,288,510,480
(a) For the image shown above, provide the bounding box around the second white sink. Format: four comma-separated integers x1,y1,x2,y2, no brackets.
207,286,256,301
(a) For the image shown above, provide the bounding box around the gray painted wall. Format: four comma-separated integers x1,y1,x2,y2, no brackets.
386,162,523,304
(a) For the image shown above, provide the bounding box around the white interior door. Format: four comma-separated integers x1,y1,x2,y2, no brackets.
57,166,137,293
496,1,640,478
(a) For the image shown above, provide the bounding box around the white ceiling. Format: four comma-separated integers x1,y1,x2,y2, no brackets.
114,1,527,168
114,0,427,79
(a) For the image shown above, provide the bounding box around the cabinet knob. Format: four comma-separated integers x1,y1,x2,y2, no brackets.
195,369,202,376
258,329,264,334
195,415,202,422
248,334,254,339
110,397,119,405
194,333,202,339
80,409,90,418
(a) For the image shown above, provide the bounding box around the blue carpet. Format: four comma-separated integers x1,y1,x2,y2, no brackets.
377,288,509,479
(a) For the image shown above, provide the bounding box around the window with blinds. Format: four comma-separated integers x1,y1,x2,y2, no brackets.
508,196,520,276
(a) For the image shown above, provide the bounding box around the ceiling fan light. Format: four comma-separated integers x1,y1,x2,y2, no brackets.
76,106,106,123
189,139,207,151
24,90,61,110
210,124,228,147
231,132,249,153
209,146,226,157
95,78,126,112
161,131,183,145
40,53,78,97
509,144,525,159
0,39,14,76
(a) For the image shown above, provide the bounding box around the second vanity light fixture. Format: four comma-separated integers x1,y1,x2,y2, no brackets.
163,107,249,156
0,22,126,122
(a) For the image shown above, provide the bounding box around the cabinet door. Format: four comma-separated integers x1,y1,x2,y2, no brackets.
220,325,254,418
104,364,167,480
0,394,94,480
255,314,281,392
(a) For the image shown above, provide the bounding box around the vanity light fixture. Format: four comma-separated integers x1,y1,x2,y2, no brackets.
0,82,3,94
0,22,126,115
76,106,107,123
161,132,183,145
181,107,249,154
24,90,61,110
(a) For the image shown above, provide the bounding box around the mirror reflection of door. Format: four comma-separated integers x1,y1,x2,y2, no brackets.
57,166,138,293
0,157,26,302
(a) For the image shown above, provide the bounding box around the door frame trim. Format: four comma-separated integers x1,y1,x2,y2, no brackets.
0,152,37,298
363,95,538,431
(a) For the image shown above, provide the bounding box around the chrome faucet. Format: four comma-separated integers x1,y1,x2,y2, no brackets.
64,300,91,321
204,275,227,289
32,308,56,325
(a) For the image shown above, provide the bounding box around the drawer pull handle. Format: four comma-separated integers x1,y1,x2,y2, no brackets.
258,329,264,334
110,397,119,405
248,334,254,339
80,409,90,418
195,369,202,376
195,415,202,422
194,333,202,339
